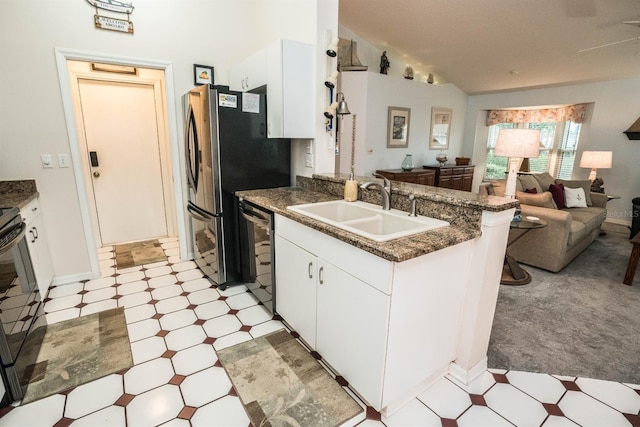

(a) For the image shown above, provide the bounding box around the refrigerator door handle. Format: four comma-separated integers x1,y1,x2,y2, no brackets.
187,202,214,222
184,103,200,190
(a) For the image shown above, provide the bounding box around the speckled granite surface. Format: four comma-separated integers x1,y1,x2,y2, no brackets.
237,174,517,262
0,180,38,209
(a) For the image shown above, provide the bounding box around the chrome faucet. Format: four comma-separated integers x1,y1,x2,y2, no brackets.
360,173,392,210
408,194,417,217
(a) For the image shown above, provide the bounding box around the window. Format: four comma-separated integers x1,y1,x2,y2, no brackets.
485,120,583,180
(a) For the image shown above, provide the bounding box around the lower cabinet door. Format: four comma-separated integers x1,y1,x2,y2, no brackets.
25,214,54,297
274,235,317,347
316,259,390,409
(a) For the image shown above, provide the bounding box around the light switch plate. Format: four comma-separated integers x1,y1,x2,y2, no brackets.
40,154,53,169
58,154,70,168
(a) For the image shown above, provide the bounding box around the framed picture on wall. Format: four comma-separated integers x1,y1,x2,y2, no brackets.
194,64,214,86
387,107,411,148
429,107,452,150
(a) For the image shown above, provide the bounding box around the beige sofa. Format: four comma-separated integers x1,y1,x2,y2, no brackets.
480,173,607,273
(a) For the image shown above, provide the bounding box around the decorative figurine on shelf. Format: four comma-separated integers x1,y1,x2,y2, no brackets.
435,151,448,166
403,66,414,80
380,51,390,74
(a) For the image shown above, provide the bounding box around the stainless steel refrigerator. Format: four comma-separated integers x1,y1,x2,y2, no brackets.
183,85,290,290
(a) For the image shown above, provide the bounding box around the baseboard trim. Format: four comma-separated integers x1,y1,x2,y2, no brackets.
51,272,92,286
448,357,487,385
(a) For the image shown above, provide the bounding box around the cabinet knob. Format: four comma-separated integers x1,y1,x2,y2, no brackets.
93,171,101,178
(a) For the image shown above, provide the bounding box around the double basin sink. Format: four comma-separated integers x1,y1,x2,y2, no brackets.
287,200,449,242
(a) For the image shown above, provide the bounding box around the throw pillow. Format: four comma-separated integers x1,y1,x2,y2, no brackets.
532,172,556,193
555,179,592,206
515,191,556,209
564,186,588,208
524,188,538,194
549,183,566,209
518,175,542,194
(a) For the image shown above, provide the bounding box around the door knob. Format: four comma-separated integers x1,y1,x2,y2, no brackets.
93,171,100,178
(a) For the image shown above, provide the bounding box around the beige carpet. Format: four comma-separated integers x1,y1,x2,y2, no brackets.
218,329,363,426
16,307,133,404
114,239,166,269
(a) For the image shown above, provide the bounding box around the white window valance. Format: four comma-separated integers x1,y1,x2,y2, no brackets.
486,104,588,126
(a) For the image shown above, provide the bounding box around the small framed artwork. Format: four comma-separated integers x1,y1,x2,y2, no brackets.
194,64,214,86
387,107,411,148
429,107,452,150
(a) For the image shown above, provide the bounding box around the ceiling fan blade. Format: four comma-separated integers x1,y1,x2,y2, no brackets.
578,36,640,53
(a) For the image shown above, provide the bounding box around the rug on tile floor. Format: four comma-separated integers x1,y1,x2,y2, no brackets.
217,329,363,426
15,307,133,404
114,239,166,268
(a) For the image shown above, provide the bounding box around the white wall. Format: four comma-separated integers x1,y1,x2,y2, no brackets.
340,71,468,176
0,0,332,280
464,77,640,225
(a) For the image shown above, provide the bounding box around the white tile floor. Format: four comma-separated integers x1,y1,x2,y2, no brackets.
1,237,639,426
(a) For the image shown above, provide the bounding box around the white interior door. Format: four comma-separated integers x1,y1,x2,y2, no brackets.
71,66,171,246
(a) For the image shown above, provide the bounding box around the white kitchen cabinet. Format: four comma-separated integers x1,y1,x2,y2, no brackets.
265,39,314,139
228,48,267,92
275,213,472,413
228,39,314,138
21,199,53,296
274,235,317,346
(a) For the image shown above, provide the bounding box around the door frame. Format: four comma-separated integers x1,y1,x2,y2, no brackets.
67,61,174,248
55,47,188,279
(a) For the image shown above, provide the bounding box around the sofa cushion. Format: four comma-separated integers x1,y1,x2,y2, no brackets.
532,172,556,192
516,191,556,208
566,207,606,235
518,175,542,194
567,220,588,246
565,186,588,208
549,183,565,209
556,179,592,206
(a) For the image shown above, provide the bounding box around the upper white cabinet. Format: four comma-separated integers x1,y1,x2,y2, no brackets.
229,48,267,92
20,198,53,296
229,39,314,139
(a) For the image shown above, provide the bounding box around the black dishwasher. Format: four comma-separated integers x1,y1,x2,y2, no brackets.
238,199,275,314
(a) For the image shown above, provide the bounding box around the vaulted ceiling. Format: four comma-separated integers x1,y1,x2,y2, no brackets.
339,0,640,94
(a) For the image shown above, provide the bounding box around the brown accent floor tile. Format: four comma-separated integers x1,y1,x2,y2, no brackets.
53,417,74,427
111,295,123,300
624,413,640,426
218,296,228,301
366,406,381,420
290,331,300,338
240,325,251,332
0,406,14,417
177,406,197,420
492,372,509,384
470,393,487,406
214,360,223,368
228,386,237,396
144,287,154,292
148,299,159,305
161,350,177,358
560,380,581,392
169,374,186,385
335,376,349,387
152,313,164,319
78,290,89,295
228,309,239,315
156,330,169,337
272,314,283,321
194,319,205,326
543,403,564,417
203,337,216,345
74,303,88,309
141,277,151,281
187,304,198,310
310,351,322,360
114,393,135,407
180,291,190,296
442,419,458,427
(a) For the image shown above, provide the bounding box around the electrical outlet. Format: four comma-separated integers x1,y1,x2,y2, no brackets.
40,154,53,169
305,153,313,168
58,154,70,168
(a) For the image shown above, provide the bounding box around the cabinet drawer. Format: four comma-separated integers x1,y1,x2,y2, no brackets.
20,198,41,225
439,168,453,176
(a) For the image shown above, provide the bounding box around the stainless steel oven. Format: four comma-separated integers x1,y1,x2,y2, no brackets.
238,199,275,314
0,207,44,404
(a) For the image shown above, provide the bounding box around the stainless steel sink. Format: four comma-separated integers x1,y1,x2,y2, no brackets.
287,200,449,242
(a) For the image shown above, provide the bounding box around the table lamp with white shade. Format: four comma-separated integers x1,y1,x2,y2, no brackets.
579,151,612,182
494,129,541,199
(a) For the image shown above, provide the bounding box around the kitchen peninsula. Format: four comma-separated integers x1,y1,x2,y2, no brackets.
237,174,517,416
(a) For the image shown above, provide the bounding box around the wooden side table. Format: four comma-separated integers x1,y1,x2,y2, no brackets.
623,233,640,285
501,218,547,285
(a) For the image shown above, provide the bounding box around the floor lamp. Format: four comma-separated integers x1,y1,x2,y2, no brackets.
494,129,541,199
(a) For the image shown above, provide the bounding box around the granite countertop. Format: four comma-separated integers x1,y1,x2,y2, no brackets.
236,187,483,263
0,180,39,209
